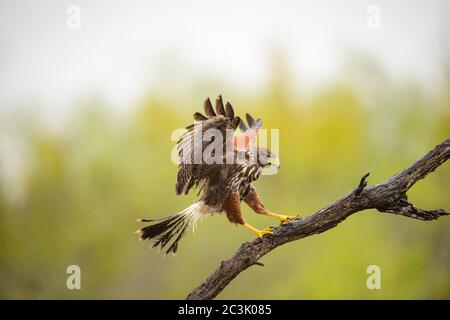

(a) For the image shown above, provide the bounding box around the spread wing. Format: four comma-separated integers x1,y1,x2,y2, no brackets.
175,95,240,195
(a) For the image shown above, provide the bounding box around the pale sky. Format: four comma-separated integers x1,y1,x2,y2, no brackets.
0,0,448,117
0,0,448,203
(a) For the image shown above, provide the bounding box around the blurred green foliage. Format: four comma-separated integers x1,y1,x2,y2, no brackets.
0,56,449,299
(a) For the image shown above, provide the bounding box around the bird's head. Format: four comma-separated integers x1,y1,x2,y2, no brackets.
232,112,280,172
256,147,280,170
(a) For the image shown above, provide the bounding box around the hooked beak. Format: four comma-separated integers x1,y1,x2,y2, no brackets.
267,157,281,170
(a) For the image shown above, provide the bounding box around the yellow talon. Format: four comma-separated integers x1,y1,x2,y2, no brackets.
257,227,274,237
243,223,273,238
267,212,298,223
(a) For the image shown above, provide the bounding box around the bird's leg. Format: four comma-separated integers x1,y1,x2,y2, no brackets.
243,223,273,238
244,185,299,225
265,212,298,224
223,191,273,238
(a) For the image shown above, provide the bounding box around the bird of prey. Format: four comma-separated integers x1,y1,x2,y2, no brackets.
137,96,297,254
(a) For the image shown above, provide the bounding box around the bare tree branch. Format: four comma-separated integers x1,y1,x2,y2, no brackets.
186,138,450,300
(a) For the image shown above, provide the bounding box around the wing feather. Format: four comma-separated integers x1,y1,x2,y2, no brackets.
193,112,207,121
203,98,216,117
176,96,240,196
215,95,226,116
246,113,255,128
225,101,234,119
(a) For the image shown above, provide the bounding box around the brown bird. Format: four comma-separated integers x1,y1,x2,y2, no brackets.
137,96,297,254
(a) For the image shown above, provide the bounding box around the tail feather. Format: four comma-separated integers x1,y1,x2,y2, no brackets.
137,202,205,254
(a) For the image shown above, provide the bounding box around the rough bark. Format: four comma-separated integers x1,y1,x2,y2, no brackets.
186,138,450,300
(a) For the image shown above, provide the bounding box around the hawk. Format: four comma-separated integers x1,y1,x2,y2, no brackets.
137,96,297,254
